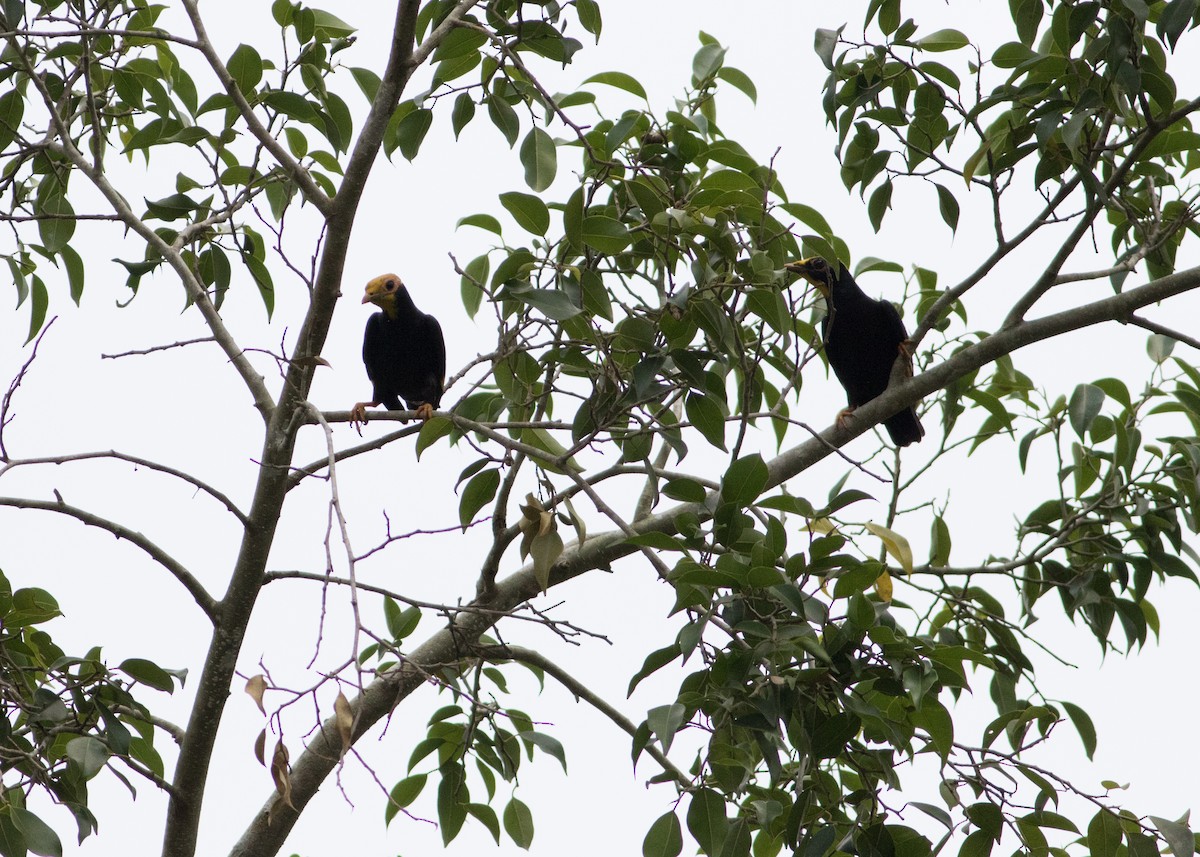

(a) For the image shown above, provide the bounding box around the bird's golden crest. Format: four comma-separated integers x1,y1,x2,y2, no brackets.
362,273,404,317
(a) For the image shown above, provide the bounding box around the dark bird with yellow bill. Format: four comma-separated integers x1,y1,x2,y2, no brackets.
350,273,445,429
785,256,923,446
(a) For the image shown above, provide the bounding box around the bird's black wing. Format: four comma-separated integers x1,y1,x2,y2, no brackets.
876,299,924,446
407,312,446,408
363,313,402,409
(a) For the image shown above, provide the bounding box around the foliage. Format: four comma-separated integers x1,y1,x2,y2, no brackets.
0,2,1199,857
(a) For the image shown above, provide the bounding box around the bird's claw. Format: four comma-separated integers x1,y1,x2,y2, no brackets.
414,403,434,421
350,402,369,436
836,407,856,431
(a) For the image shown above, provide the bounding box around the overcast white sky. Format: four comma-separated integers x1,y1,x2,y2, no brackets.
0,2,1197,855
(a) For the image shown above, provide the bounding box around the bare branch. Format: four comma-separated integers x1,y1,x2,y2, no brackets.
1126,313,1200,352
0,317,55,461
0,496,216,619
0,450,249,526
100,337,218,360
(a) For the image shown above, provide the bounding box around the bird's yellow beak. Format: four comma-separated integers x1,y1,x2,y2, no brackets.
785,257,831,298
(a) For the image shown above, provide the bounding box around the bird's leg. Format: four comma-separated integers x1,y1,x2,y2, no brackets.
350,400,379,436
836,406,856,430
414,403,434,421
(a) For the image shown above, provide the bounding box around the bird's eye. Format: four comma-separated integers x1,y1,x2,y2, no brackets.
386,279,396,290
813,258,827,270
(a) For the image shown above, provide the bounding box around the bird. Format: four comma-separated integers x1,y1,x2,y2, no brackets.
349,273,445,431
785,256,923,446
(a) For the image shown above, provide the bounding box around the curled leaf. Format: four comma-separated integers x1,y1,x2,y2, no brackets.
245,675,267,714
271,739,294,810
334,691,354,756
865,522,914,574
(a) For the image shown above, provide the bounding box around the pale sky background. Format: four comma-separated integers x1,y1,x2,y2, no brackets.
0,2,1197,855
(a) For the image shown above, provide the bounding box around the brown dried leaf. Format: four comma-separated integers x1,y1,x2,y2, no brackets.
254,729,267,766
245,675,267,714
334,691,354,755
271,739,294,809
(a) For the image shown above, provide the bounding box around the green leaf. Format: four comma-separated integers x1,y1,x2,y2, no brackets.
1061,701,1097,759
814,28,839,69
60,244,84,305
393,108,432,162
451,92,475,139
530,529,564,592
918,28,970,51
576,0,601,38
692,42,726,81
686,789,729,857
437,764,468,845
24,276,46,343
226,44,262,94
0,89,25,152
119,658,175,692
644,812,683,857
686,393,726,450
1087,810,1122,857
935,184,960,232
628,644,680,695
519,427,581,472
66,736,110,780
520,731,567,772
499,192,550,236
459,468,500,530
487,96,520,147
517,288,581,321
929,515,951,566
349,67,380,103
11,808,61,857
309,8,354,38
519,128,557,192
647,703,688,753
721,454,768,507
504,797,535,849
716,66,757,103
1068,384,1105,439
1147,334,1175,363
385,775,427,824
37,192,74,253
416,415,452,457
867,180,892,232
460,255,489,319
1149,816,1194,857
582,71,647,100
9,586,59,624
580,215,630,254
1157,0,1198,49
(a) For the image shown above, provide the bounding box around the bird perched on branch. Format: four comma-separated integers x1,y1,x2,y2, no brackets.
785,256,923,447
350,273,445,431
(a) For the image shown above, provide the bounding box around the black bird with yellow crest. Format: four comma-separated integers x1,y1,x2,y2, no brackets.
786,256,923,447
350,273,445,429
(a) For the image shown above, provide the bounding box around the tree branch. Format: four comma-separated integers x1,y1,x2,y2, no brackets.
0,496,216,619
229,261,1200,855
0,450,249,526
478,644,692,789
179,0,333,216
